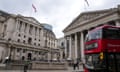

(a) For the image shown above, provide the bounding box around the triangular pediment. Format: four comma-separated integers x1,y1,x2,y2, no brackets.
63,8,116,32
16,14,40,24
24,17,40,24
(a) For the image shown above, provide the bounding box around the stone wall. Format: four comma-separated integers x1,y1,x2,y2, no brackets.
32,61,67,70
0,61,68,70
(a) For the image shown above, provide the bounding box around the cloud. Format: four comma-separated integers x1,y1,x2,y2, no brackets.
86,0,120,11
33,0,85,38
0,0,33,14
0,0,120,38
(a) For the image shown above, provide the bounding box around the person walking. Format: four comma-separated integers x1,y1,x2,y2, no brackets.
24,61,29,72
73,62,76,70
73,59,77,70
24,64,28,72
76,60,79,70
73,59,80,70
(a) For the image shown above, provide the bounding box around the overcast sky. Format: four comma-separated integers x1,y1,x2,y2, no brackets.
0,0,120,38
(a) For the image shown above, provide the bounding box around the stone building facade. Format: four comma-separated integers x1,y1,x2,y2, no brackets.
57,37,65,60
42,24,58,61
63,5,120,62
0,10,59,63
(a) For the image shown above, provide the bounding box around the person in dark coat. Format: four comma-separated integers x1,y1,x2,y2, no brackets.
73,60,79,70
73,62,76,70
24,62,28,72
76,61,79,70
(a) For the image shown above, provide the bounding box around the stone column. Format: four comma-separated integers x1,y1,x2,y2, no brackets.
21,22,25,33
75,33,78,59
53,53,57,60
12,48,16,60
32,26,35,35
64,37,67,59
47,52,50,61
26,24,30,35
69,35,72,60
16,20,19,31
80,32,85,62
36,27,39,36
60,50,63,60
0,22,4,34
6,44,11,59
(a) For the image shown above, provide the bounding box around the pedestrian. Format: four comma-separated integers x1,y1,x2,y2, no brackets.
73,63,76,70
76,61,79,70
24,62,29,72
73,60,77,70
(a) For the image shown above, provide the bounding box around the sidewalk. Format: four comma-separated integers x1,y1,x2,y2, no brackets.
0,65,84,72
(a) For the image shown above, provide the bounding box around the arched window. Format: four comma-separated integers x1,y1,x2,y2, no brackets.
23,40,25,43
28,37,32,44
22,56,25,60
17,39,20,42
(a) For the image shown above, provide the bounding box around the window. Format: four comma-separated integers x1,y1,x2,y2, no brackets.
8,38,11,41
23,40,25,43
18,34,21,37
24,35,26,38
103,27,120,39
34,43,36,45
61,42,64,47
28,37,32,44
34,51,37,54
17,39,20,42
85,42,98,50
39,52,41,55
86,29,102,42
23,49,26,53
38,44,40,46
33,57,36,61
17,48,21,52
22,56,25,60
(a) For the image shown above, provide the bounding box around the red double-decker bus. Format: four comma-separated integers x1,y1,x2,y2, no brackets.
84,25,120,72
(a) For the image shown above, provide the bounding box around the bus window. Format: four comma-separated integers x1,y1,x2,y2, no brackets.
86,29,102,42
103,28,120,39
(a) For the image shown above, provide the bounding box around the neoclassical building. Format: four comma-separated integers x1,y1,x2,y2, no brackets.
0,10,59,63
63,5,120,61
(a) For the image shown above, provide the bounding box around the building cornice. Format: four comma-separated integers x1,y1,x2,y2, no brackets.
16,16,42,28
67,9,118,32
63,7,118,33
0,39,49,51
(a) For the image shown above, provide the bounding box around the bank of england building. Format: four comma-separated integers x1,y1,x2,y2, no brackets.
0,10,59,63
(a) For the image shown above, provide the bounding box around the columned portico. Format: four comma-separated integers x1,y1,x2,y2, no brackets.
63,5,120,63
